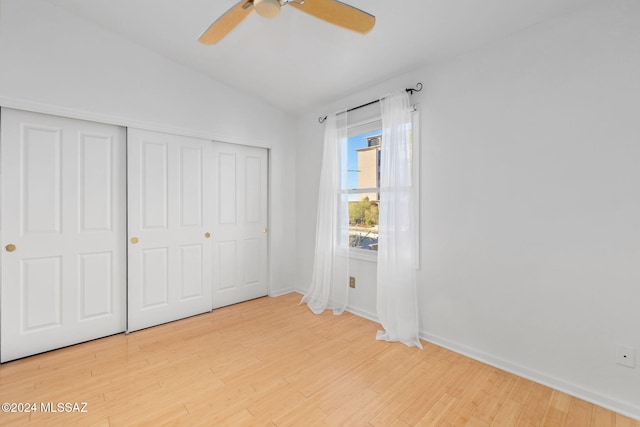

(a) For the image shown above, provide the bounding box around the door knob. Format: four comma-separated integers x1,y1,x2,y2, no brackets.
262,228,268,233
5,244,16,252
130,237,139,244
205,232,211,238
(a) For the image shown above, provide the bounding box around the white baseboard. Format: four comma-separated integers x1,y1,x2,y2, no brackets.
421,331,640,422
269,287,297,298
346,305,379,324
284,291,379,323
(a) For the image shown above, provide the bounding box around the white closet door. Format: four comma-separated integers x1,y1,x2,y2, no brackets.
212,142,268,308
127,129,213,332
1,108,126,362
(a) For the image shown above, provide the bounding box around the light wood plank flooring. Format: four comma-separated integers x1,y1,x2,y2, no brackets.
0,293,637,426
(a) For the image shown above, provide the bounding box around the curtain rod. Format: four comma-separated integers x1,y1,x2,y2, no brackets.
318,82,422,124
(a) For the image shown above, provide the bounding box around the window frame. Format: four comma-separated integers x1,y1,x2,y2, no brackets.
343,105,420,265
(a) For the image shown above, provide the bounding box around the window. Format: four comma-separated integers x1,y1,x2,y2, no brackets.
342,107,419,262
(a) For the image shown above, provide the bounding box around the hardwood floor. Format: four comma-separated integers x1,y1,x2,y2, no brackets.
0,293,637,426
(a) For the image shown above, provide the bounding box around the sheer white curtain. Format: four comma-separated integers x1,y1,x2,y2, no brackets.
376,90,422,348
301,112,350,315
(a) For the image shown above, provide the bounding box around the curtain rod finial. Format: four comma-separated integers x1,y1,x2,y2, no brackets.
406,82,423,95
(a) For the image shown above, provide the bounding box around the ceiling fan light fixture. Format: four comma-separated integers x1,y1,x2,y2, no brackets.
254,0,281,18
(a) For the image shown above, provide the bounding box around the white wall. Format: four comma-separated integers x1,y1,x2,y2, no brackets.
0,0,296,295
296,0,640,418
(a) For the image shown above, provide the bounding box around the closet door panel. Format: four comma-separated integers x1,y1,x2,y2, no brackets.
127,129,212,332
1,108,126,362
212,142,268,308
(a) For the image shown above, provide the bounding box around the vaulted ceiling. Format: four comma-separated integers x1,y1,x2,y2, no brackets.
46,0,589,114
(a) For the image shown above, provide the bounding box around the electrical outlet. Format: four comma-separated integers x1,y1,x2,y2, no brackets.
349,276,356,288
616,345,636,368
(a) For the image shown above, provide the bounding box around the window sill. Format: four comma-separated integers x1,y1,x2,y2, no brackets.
349,248,378,263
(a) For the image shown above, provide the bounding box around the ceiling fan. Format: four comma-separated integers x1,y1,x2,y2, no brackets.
198,0,375,44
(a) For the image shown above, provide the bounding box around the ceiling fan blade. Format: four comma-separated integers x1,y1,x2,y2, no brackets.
198,0,255,44
288,0,375,34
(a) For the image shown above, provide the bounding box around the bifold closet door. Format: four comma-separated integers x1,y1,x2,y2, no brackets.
127,129,213,332
212,142,268,308
0,108,126,362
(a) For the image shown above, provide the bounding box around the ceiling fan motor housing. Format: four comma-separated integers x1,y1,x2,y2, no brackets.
254,0,281,18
